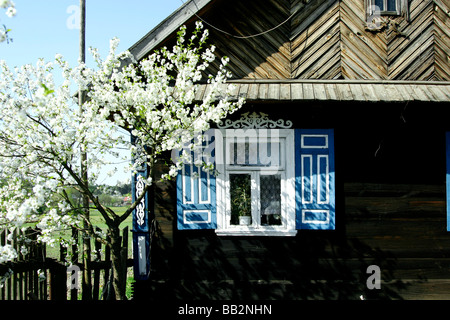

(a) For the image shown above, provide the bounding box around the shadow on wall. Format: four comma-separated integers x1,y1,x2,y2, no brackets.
135,178,410,301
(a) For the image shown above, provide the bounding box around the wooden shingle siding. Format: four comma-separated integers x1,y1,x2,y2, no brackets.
185,0,450,81
291,0,342,79
131,0,449,81
197,80,450,102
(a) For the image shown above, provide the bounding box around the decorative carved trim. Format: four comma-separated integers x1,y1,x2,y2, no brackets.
132,136,147,227
135,178,145,226
218,112,293,129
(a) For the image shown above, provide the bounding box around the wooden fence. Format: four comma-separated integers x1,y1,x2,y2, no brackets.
0,226,133,300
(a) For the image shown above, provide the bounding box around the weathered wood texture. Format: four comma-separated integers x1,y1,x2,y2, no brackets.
142,101,450,300
195,79,450,102
130,0,450,300
148,181,450,300
195,0,450,80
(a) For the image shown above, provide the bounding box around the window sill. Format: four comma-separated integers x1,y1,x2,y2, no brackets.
215,229,297,237
379,11,400,16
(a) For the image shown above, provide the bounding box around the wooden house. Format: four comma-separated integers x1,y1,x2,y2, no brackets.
129,0,450,300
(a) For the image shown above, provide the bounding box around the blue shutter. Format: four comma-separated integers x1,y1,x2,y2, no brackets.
446,132,450,232
177,130,217,230
131,135,150,280
295,129,335,230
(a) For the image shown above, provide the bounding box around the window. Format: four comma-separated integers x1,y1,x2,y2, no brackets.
175,112,335,236
367,0,401,16
215,129,296,236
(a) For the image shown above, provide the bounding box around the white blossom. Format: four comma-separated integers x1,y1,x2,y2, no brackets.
5,6,15,17
0,245,17,263
0,23,244,264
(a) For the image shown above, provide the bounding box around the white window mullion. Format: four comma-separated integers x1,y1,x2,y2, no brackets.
251,171,259,228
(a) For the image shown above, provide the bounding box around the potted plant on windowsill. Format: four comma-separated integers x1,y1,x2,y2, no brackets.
238,214,251,226
230,176,252,226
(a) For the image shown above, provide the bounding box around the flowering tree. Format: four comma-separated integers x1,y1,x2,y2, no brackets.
0,22,244,299
0,0,16,43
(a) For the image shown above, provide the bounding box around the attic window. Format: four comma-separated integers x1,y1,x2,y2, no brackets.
368,0,401,16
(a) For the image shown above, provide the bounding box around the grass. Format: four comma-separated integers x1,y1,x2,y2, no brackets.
89,206,133,230
44,206,133,256
42,205,134,267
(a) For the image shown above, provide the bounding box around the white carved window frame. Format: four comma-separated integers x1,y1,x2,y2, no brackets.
215,112,296,237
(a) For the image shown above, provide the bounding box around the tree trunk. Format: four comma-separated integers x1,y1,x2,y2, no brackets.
109,227,127,300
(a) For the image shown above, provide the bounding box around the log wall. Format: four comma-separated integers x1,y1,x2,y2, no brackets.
143,101,450,300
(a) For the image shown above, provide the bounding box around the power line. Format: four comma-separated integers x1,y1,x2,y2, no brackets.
180,0,299,39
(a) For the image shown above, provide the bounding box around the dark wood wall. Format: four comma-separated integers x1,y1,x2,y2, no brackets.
130,0,450,301
136,100,450,300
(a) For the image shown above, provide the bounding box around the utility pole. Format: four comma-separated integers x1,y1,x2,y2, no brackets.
79,0,92,300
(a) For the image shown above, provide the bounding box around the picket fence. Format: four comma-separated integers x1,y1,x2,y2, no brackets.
0,226,132,300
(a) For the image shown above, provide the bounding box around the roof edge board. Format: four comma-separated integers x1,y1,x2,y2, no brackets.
128,0,212,61
227,79,450,86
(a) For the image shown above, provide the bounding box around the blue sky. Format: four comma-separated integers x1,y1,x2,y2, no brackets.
1,0,182,67
1,0,184,185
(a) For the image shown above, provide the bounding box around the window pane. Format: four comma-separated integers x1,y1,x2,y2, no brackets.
374,0,383,10
260,175,282,226
230,174,252,225
228,141,281,167
387,0,397,12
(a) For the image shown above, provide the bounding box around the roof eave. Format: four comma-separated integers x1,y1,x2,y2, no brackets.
128,0,213,62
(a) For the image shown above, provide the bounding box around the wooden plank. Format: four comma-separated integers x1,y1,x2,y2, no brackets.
385,84,404,102
428,86,450,102
370,84,390,101
267,83,280,100
279,83,291,100
247,83,260,100
348,84,366,101
290,83,304,100
394,84,414,101
435,85,450,100
313,83,327,100
411,84,435,101
387,1,435,79
338,83,354,101
302,83,314,100
359,83,376,101
258,83,269,100
238,83,249,100
324,83,339,100
402,84,422,101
